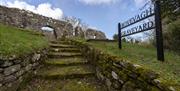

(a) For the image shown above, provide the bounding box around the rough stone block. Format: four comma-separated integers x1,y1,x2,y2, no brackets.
96,68,105,81
0,74,4,82
0,68,3,73
113,63,123,69
13,60,22,64
112,71,118,80
118,79,124,84
3,75,16,83
118,61,126,68
20,57,30,67
141,70,159,81
4,64,21,76
32,54,41,62
25,64,32,71
32,62,39,68
152,79,161,86
112,80,122,89
0,83,2,87
168,86,176,91
121,81,138,91
105,78,112,90
0,61,13,67
15,69,25,77
128,71,139,79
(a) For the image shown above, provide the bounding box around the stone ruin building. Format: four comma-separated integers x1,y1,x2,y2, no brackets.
0,5,106,40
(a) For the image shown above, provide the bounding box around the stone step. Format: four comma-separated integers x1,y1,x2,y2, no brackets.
36,65,95,79
48,52,82,58
50,41,70,44
50,48,80,52
49,44,77,48
45,57,88,66
19,78,108,91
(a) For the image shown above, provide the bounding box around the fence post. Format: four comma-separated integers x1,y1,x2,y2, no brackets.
155,0,165,61
118,23,122,49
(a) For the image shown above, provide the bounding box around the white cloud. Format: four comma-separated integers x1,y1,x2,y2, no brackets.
35,3,63,20
0,0,63,20
78,0,118,5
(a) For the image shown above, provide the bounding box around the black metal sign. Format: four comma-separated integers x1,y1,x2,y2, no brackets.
118,1,164,61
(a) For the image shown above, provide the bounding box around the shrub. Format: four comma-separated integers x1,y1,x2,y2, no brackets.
113,34,118,40
162,19,180,53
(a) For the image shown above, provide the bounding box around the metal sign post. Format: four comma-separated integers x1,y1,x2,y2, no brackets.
118,0,165,61
155,0,164,61
118,23,122,49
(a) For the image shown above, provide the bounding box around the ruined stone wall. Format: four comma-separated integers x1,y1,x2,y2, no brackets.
85,28,106,39
75,26,85,38
0,6,73,39
0,6,107,40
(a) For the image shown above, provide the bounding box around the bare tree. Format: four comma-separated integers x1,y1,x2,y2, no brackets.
62,16,89,31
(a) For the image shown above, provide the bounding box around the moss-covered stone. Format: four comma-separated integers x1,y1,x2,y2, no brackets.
45,57,88,66
36,65,95,79
49,44,78,48
117,70,129,82
19,78,108,91
150,86,161,91
121,81,138,91
50,41,71,45
50,48,80,52
139,69,159,82
48,52,82,58
130,79,151,91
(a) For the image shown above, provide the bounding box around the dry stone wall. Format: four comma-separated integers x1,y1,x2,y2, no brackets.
68,40,176,91
0,49,48,91
0,6,106,40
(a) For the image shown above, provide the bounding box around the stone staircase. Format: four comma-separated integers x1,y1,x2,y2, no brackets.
19,40,107,91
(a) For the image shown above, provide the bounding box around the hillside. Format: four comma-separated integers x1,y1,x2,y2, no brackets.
87,41,180,86
0,24,48,59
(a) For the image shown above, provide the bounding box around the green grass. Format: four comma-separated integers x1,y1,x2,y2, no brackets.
0,24,48,59
88,41,180,86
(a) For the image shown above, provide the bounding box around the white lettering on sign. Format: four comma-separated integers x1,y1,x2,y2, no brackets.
122,20,154,37
121,7,154,28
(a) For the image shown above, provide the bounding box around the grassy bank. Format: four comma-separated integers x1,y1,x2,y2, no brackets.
0,24,48,59
87,41,180,86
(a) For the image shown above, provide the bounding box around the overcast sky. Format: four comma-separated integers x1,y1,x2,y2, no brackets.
0,0,150,39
